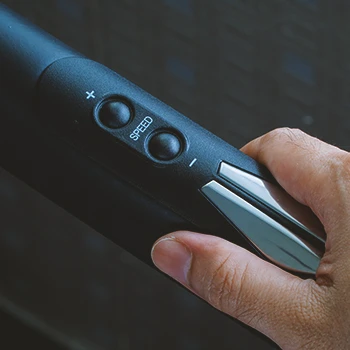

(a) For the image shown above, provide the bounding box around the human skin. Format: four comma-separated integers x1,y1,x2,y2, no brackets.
151,128,350,349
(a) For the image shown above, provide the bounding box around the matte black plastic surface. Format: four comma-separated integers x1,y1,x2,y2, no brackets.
34,57,277,258
0,3,79,103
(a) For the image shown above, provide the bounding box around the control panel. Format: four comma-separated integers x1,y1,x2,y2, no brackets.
93,95,185,163
35,57,325,276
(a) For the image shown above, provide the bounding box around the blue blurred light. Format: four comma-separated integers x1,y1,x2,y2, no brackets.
296,0,318,10
166,56,196,85
55,0,83,21
163,0,193,15
282,52,315,85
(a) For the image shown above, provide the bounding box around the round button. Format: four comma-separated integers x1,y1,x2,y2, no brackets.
98,100,132,129
148,132,182,161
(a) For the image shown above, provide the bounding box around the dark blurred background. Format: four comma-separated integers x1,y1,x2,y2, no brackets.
0,0,349,349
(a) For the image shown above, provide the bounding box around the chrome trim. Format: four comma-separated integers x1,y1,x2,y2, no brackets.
201,181,321,274
219,162,326,243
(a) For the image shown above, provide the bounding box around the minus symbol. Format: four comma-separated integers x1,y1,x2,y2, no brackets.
189,158,198,167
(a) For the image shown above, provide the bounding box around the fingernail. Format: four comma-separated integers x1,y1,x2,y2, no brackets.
151,238,192,285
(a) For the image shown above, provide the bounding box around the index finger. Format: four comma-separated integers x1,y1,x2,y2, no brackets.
240,128,349,230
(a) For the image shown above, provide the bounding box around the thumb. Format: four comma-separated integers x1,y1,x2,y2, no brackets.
151,231,323,348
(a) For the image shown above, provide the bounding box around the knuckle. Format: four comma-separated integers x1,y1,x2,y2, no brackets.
229,262,259,324
205,256,256,322
260,128,310,157
323,152,350,207
266,127,304,144
256,127,307,163
206,254,234,310
331,151,350,180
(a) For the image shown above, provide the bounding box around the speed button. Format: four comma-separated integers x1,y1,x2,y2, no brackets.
96,99,133,129
148,132,182,161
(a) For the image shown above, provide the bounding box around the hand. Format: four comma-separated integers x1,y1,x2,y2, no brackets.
151,128,350,349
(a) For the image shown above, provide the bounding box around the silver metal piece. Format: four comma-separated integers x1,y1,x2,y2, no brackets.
219,162,326,243
201,181,321,274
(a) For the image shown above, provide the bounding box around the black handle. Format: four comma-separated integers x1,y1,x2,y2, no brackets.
0,3,79,101
36,57,275,227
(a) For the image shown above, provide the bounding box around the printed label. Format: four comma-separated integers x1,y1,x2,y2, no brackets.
130,116,153,141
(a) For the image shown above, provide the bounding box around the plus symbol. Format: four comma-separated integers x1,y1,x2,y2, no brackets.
86,91,96,100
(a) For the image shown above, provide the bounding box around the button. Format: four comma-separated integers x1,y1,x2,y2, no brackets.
148,132,182,161
97,100,132,129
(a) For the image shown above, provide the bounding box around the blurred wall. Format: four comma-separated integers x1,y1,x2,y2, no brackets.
1,0,350,349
